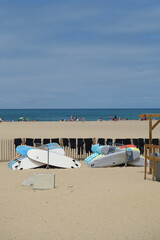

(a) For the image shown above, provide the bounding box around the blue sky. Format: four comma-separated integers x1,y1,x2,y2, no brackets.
0,0,160,108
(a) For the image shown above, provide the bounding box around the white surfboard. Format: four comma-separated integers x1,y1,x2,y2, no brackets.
88,149,140,168
85,146,126,164
39,143,65,155
27,149,81,169
11,156,44,170
16,144,65,156
128,156,146,167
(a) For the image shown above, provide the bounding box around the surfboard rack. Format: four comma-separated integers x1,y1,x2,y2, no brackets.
46,147,50,169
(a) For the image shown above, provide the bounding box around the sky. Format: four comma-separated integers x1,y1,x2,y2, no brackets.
0,0,160,109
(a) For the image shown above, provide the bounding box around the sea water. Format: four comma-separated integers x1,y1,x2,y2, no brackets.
0,108,159,122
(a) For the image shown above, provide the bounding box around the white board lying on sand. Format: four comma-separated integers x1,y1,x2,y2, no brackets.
11,156,44,170
128,156,146,167
88,149,140,168
85,146,124,164
27,149,81,169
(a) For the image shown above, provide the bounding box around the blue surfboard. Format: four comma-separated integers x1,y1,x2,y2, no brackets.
8,155,26,169
16,143,62,156
85,152,99,164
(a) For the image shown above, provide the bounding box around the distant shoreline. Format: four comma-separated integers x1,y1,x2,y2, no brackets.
0,108,159,122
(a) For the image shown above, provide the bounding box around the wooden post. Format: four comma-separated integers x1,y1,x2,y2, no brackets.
93,137,96,145
152,147,155,181
59,138,63,147
0,139,1,162
149,115,152,145
149,115,152,174
144,144,147,180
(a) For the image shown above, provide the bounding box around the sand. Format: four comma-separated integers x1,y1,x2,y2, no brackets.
0,119,160,139
0,120,160,240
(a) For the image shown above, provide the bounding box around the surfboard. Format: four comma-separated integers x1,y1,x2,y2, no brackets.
101,145,123,155
128,156,146,166
85,147,122,164
27,149,81,169
91,144,123,155
9,155,44,170
16,143,64,156
91,144,130,155
88,149,140,168
118,144,136,149
91,144,100,153
100,145,139,155
85,152,99,164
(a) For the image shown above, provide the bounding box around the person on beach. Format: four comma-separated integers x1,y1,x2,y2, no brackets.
71,115,74,121
98,118,102,121
140,114,147,121
113,115,117,121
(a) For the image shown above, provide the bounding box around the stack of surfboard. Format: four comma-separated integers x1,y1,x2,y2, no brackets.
85,144,146,168
8,143,81,170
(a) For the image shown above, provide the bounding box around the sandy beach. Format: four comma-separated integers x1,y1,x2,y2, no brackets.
0,119,160,139
0,120,160,240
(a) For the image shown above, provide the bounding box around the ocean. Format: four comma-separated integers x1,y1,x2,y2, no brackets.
0,108,160,122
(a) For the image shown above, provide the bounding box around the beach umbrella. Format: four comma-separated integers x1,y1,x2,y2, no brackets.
19,117,24,120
